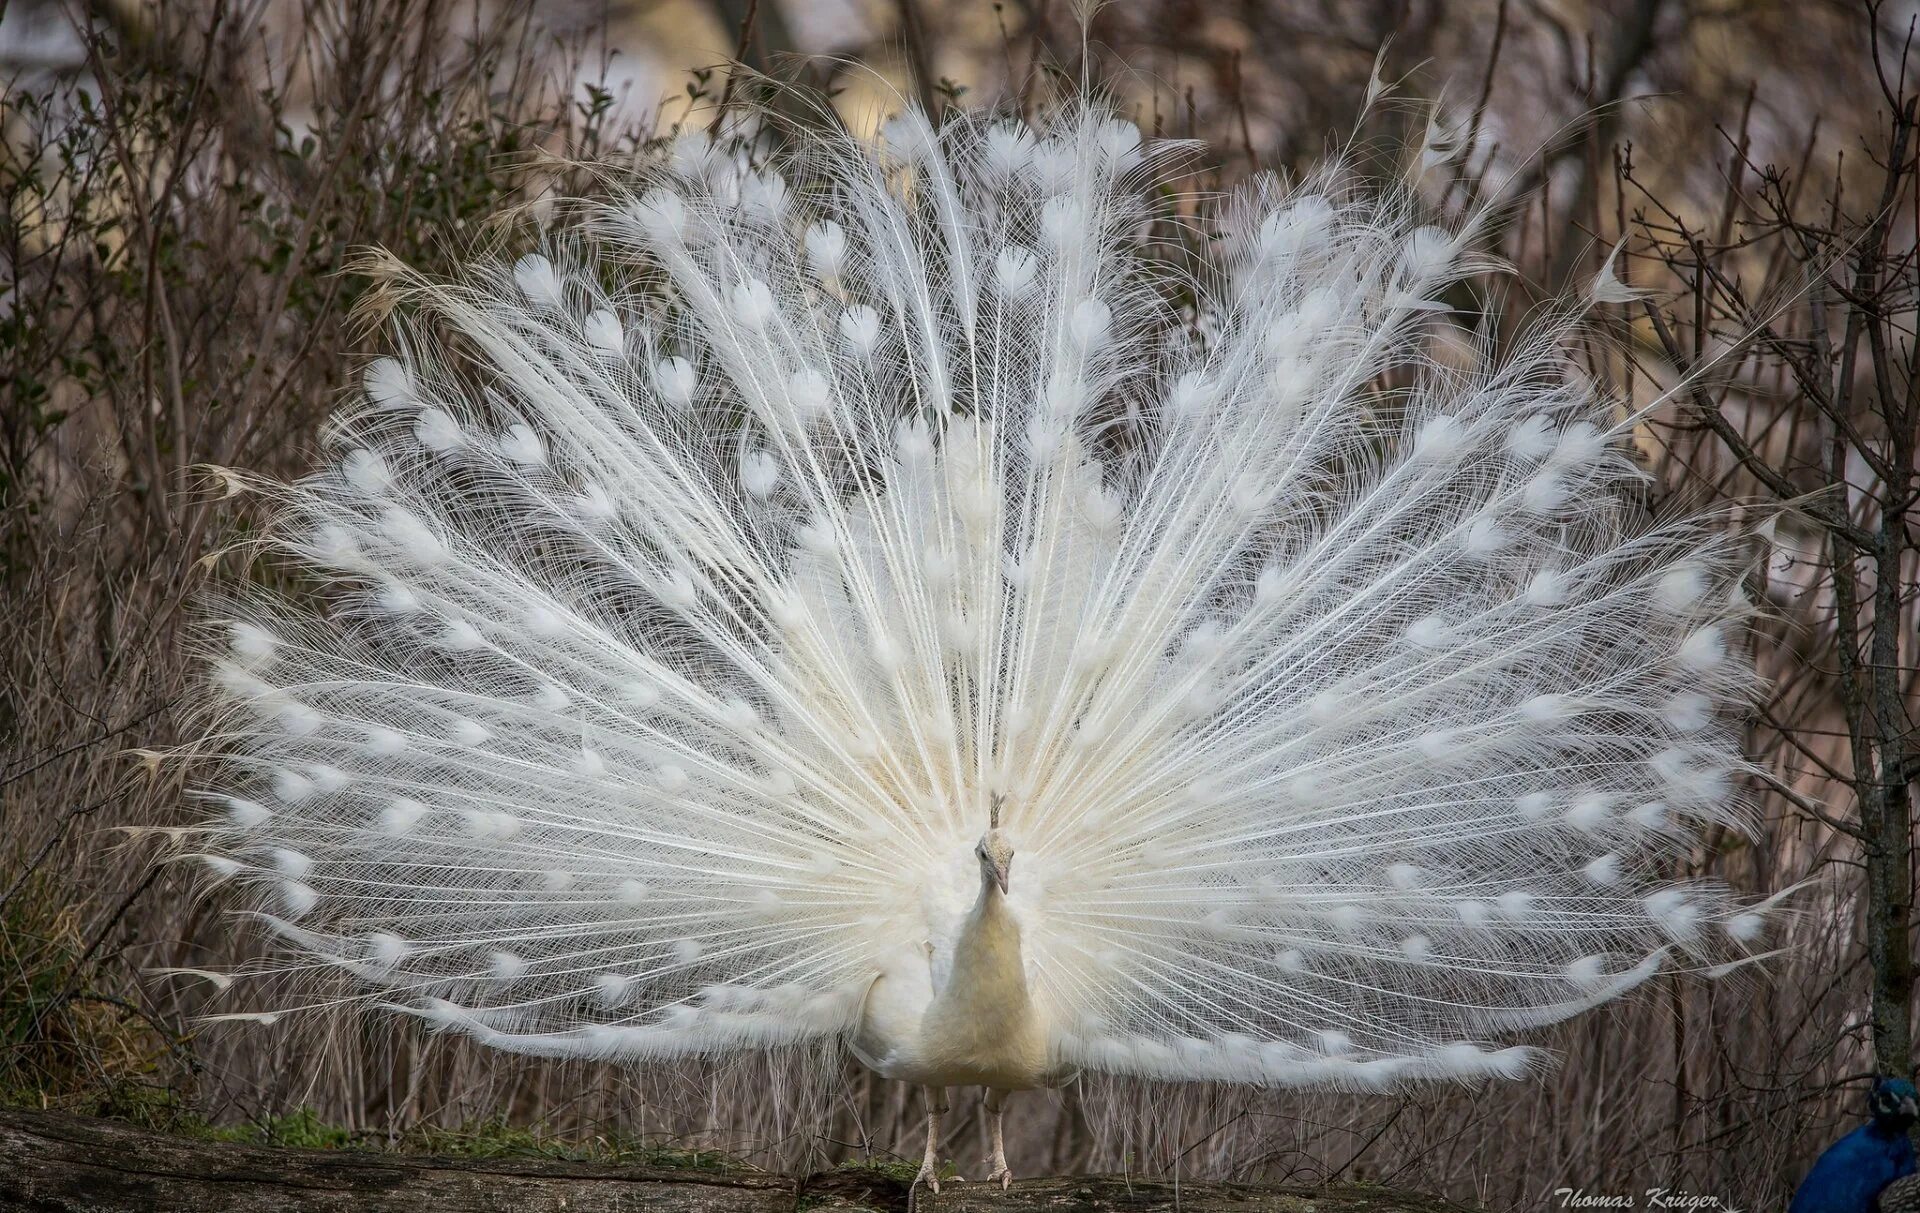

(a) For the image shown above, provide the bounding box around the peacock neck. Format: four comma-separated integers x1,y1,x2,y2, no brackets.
940,874,1028,1003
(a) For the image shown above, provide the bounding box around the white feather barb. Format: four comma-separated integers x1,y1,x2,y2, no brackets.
190,100,1764,1085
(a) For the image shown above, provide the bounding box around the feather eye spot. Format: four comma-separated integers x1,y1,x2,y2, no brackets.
281,881,319,918
1081,487,1123,532
1725,912,1765,942
1506,414,1555,460
628,189,687,242
414,407,464,453
1654,563,1709,612
583,309,624,357
227,797,272,829
839,305,882,354
377,581,420,614
273,770,315,803
1257,195,1333,257
380,798,428,835
366,932,409,972
1166,371,1212,420
364,357,415,408
200,855,242,880
1566,791,1611,831
1405,615,1450,648
653,356,697,406
805,221,847,278
1554,421,1604,464
1495,891,1535,920
1400,225,1455,280
513,254,564,309
731,278,775,329
1566,954,1608,987
1415,729,1455,760
1523,570,1568,606
1412,415,1466,460
1069,297,1112,350
1040,196,1086,249
1521,469,1567,513
572,482,615,521
1253,565,1289,606
744,451,783,499
983,123,1036,177
1461,515,1508,556
1629,800,1669,831
257,690,303,733
595,973,631,1006
490,951,527,980
380,506,445,563
1663,692,1712,732
1645,890,1700,940
788,368,832,419
1677,625,1727,671
1519,693,1569,723
616,879,650,905
342,448,393,494
448,717,491,746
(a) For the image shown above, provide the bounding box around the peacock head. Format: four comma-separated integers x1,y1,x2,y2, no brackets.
975,793,1016,894
974,830,1015,895
1870,1077,1918,1129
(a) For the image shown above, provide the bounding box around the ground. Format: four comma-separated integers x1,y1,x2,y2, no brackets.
0,1104,1481,1213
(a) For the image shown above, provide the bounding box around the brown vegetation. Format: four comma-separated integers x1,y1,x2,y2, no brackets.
1,1,1914,1210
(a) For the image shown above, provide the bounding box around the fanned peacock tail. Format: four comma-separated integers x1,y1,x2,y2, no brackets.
181,101,1775,1087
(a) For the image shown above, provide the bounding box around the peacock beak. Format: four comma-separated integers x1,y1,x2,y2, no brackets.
989,858,1010,895
1902,1095,1916,1118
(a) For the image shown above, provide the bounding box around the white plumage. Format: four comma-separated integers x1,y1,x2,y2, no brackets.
187,102,1772,1187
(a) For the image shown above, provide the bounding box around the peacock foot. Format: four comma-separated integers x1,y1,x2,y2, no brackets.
913,1161,941,1196
984,1166,1014,1190
914,1163,966,1196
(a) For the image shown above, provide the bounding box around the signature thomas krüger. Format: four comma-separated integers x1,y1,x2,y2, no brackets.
1550,1187,1740,1211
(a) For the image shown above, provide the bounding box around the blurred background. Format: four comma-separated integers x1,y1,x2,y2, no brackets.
1,1,1914,1209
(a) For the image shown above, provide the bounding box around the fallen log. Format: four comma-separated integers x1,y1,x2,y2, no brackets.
0,1106,1477,1213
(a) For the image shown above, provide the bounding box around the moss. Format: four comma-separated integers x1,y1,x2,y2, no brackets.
389,1117,738,1169
832,1159,925,1184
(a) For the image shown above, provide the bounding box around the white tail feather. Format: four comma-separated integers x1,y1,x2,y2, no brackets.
190,103,1765,1085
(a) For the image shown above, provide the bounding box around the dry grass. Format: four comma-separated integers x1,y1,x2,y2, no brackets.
2,1,1913,1210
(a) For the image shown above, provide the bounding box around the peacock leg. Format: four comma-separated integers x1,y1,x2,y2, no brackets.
914,1086,950,1196
983,1088,1013,1189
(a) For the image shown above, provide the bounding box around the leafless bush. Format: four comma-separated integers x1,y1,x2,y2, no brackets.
2,1,1910,1209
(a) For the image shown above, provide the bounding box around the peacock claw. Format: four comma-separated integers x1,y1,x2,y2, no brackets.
985,1168,1013,1190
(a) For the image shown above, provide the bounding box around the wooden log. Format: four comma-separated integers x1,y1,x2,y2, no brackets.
0,1106,1477,1213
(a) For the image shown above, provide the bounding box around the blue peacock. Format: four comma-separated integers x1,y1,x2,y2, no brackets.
1792,1077,1919,1213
